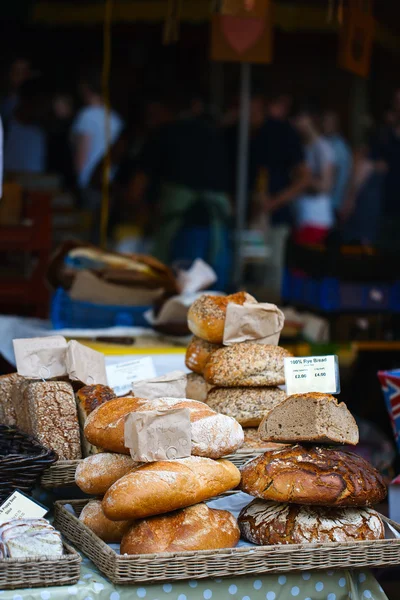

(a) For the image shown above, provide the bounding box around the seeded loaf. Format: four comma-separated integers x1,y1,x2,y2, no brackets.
186,373,213,402
185,336,221,374
204,343,292,387
258,392,359,445
239,445,387,507
121,502,240,554
238,499,385,545
102,456,241,520
206,386,286,427
75,452,140,495
187,292,256,344
0,373,24,425
79,500,133,543
76,384,116,456
84,396,244,459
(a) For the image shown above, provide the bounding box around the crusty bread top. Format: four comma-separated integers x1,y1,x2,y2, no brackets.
75,452,139,495
76,384,116,415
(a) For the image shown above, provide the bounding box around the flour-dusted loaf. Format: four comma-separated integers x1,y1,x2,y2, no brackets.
238,499,385,545
243,428,288,451
121,502,240,554
203,343,292,387
85,396,244,459
187,292,256,344
239,445,387,507
0,373,24,425
102,456,241,520
76,384,116,456
185,337,221,375
75,452,140,495
258,392,359,445
79,500,133,543
206,387,286,427
186,373,213,402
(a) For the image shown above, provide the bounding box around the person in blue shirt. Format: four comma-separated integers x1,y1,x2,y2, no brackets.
321,110,352,216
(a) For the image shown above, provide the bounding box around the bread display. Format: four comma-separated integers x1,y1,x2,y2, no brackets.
0,373,23,426
76,384,116,456
187,292,256,344
204,343,292,387
258,392,359,445
121,503,240,554
243,428,287,451
186,373,213,402
75,452,139,495
102,456,241,520
85,396,244,459
185,337,221,375
239,445,387,507
238,499,385,545
79,500,132,543
0,519,63,558
206,386,286,427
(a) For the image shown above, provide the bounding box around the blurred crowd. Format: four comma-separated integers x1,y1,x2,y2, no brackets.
2,56,400,289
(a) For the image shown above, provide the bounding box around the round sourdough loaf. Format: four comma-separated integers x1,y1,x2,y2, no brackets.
203,343,292,387
79,500,133,543
239,445,387,506
206,386,286,427
187,292,256,344
84,396,244,459
185,336,221,374
75,453,140,495
121,503,240,554
238,499,385,545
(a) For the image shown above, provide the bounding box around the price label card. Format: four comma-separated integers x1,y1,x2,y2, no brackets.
106,357,156,396
0,491,48,524
284,355,340,395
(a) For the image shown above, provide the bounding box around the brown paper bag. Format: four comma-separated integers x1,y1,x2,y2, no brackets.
131,371,187,400
223,301,284,345
65,340,107,385
13,336,68,379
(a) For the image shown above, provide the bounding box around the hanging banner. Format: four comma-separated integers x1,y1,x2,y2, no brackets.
221,0,269,19
338,1,375,78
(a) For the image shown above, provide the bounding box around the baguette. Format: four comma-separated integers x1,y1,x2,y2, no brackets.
75,453,140,495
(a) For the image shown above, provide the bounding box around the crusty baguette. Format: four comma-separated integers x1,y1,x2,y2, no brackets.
186,373,213,402
76,384,116,456
75,453,140,495
238,499,385,545
206,386,286,427
79,500,132,543
102,456,241,520
239,445,387,507
185,337,221,375
84,396,244,459
203,343,292,387
258,392,359,445
121,503,240,554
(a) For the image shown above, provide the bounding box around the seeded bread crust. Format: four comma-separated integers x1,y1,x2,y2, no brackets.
206,386,286,427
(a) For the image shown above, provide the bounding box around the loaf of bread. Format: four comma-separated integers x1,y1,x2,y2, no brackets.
243,428,287,451
75,452,139,495
76,384,116,456
187,292,256,344
85,396,244,459
204,343,292,387
206,387,286,427
102,456,241,520
121,502,240,554
185,337,221,375
186,373,213,402
79,500,133,543
258,392,359,445
16,381,81,460
239,445,387,507
238,499,385,545
0,373,24,425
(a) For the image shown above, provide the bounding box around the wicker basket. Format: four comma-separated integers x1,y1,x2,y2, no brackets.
54,497,400,585
0,425,58,501
0,541,81,590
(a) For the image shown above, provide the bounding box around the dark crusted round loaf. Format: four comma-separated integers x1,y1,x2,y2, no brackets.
239,445,387,506
238,499,385,545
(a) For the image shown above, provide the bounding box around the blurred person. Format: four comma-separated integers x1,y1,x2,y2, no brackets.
291,105,334,245
267,93,292,121
47,92,75,187
321,110,352,215
1,57,33,130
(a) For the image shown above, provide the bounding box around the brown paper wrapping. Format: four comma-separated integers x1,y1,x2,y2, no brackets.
176,259,217,294
65,340,107,385
131,371,187,400
13,336,68,379
124,408,191,462
223,301,284,346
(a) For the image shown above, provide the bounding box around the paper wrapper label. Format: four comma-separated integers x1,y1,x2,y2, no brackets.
177,259,217,294
107,357,156,396
131,370,187,400
124,408,191,462
223,302,284,345
284,355,340,395
13,336,68,379
0,491,48,524
66,340,107,385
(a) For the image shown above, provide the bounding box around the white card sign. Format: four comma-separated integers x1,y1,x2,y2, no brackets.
284,355,340,395
106,357,156,396
0,491,48,524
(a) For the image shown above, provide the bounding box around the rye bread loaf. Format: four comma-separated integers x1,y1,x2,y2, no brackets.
85,396,244,459
258,392,359,445
79,500,132,543
203,343,292,387
239,445,387,507
206,386,286,427
238,499,385,545
75,452,140,495
0,373,24,425
187,292,256,344
186,373,213,402
185,337,221,375
76,384,116,456
121,502,240,554
102,456,241,520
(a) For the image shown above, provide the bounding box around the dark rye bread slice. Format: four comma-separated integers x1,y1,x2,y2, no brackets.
258,392,359,445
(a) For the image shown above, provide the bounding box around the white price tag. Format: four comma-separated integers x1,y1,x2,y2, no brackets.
284,355,340,395
0,491,48,524
106,357,156,396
